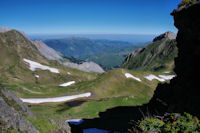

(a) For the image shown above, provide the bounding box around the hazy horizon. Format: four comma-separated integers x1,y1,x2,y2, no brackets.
28,33,157,43
1,0,181,35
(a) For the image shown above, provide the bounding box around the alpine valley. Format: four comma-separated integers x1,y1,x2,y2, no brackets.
1,0,200,133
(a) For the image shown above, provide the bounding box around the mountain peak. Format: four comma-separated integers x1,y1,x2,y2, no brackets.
0,27,12,33
153,31,176,42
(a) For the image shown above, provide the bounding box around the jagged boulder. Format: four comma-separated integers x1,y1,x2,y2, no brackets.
0,88,72,133
0,90,39,133
123,48,145,64
0,89,35,117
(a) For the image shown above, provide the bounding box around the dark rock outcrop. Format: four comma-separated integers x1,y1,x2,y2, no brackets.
123,48,145,64
147,1,200,117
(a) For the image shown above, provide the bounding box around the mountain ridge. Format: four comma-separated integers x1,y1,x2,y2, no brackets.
33,40,105,73
122,31,178,72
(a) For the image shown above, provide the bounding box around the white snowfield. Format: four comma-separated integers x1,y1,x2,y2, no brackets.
164,71,170,74
144,74,176,82
144,74,165,82
158,75,176,80
35,75,39,78
20,92,91,104
59,81,75,87
23,58,59,73
125,73,141,82
65,119,84,125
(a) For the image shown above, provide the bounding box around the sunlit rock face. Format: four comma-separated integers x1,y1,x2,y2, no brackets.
147,1,200,117
34,40,63,61
153,31,176,42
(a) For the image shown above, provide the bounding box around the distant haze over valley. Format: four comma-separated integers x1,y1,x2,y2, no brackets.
28,34,156,43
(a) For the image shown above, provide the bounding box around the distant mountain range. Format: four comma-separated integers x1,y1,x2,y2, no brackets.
44,38,145,70
29,34,156,43
33,40,105,73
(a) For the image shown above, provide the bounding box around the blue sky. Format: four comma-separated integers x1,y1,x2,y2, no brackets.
0,0,181,35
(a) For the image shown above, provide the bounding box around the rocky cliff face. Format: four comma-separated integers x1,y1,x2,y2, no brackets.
33,40,105,73
63,61,105,73
34,40,63,61
146,1,200,117
122,32,178,71
0,88,72,133
0,88,39,133
153,31,176,42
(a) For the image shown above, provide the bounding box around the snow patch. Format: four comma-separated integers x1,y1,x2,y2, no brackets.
20,92,91,104
59,81,75,87
23,58,59,73
65,119,84,125
125,73,141,82
144,74,165,82
164,71,170,74
35,75,39,78
67,72,71,75
158,75,176,80
144,74,176,82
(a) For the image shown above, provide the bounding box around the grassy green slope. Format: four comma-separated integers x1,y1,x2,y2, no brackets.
0,30,97,98
122,39,178,72
0,30,173,124
29,68,165,119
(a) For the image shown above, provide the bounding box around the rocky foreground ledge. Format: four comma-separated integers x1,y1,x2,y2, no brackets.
0,88,71,133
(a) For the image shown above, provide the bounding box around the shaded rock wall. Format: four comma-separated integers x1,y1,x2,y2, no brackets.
147,1,200,117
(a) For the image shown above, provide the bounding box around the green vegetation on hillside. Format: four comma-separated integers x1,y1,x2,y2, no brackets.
0,30,178,133
0,30,163,120
122,39,178,72
130,113,200,133
29,68,166,119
